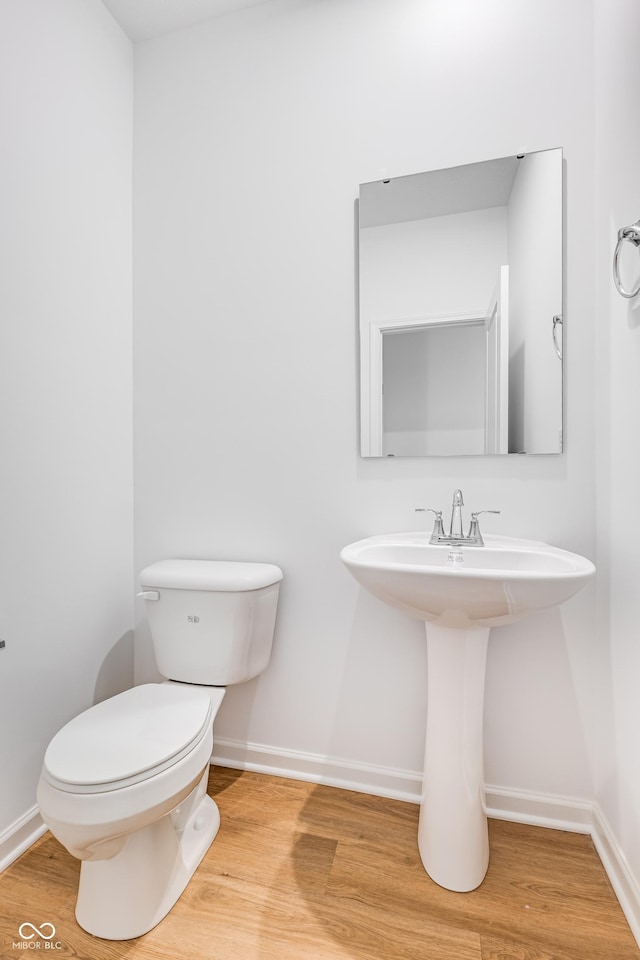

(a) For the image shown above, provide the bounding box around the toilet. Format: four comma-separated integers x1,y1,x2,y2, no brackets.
37,558,283,941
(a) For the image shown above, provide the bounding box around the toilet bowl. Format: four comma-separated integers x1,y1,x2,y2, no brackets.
38,682,225,939
37,559,282,940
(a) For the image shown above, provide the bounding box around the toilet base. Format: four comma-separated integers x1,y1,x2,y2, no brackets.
75,768,219,940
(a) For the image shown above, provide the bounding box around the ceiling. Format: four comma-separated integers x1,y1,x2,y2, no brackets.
359,156,520,229
101,0,274,42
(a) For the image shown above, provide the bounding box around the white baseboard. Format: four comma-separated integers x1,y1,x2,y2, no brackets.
0,806,47,874
591,802,640,947
484,783,593,833
211,737,423,803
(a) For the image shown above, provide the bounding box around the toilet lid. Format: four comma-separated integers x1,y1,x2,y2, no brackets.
43,684,213,793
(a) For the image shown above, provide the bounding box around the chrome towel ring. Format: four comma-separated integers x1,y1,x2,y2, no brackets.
613,220,640,298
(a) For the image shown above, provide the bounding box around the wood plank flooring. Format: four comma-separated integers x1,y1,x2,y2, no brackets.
1,767,638,960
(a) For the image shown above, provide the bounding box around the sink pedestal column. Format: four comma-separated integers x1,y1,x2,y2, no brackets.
418,623,490,892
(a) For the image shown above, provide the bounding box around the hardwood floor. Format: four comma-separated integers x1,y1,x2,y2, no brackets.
1,767,638,960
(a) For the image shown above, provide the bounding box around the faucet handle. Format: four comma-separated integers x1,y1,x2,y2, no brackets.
468,510,500,544
416,508,445,540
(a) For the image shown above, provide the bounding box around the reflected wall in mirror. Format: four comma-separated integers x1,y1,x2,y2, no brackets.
358,148,563,457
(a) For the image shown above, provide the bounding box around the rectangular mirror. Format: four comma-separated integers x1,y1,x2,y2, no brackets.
358,148,563,457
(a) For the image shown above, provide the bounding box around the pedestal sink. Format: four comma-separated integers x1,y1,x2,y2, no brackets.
340,532,595,892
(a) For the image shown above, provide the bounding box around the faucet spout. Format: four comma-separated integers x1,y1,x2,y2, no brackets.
450,489,464,538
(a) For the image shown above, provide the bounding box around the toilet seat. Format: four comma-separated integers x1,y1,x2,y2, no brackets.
42,684,213,794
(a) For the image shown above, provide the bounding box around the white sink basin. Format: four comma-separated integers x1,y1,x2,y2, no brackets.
340,530,595,893
340,532,595,628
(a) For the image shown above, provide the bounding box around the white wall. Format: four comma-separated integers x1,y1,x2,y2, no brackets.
594,0,640,895
134,0,598,802
360,207,508,321
0,0,134,839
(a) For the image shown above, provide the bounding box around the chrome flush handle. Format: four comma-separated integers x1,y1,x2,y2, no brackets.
136,590,160,601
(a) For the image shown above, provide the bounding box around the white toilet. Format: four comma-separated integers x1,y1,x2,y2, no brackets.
37,558,282,941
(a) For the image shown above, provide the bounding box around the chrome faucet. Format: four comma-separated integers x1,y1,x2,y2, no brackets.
449,489,464,538
416,489,500,546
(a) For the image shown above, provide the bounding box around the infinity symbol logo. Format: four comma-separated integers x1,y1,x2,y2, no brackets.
18,922,56,940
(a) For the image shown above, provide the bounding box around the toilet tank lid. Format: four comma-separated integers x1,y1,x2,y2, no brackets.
139,559,283,592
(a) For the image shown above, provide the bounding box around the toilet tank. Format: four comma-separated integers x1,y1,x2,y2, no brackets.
138,559,283,685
